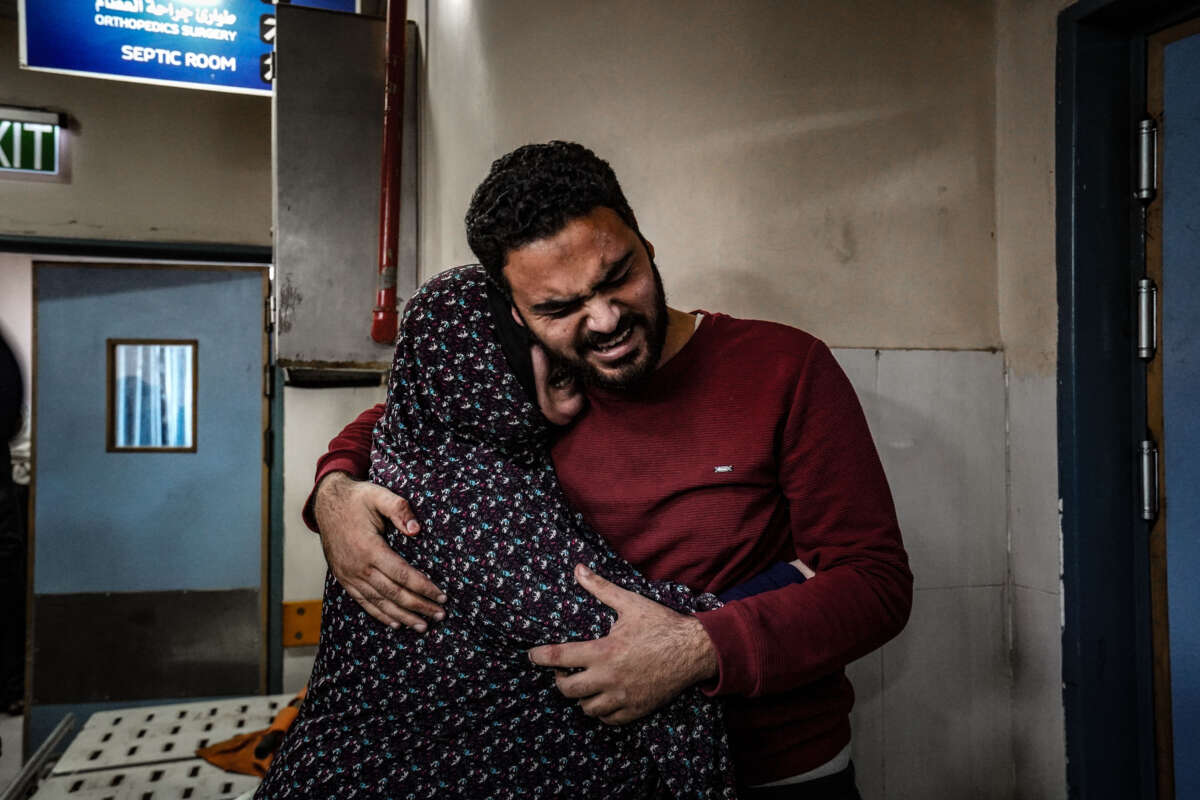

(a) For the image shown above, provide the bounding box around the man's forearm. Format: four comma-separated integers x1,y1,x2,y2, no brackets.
689,339,912,698
303,403,384,533
304,468,364,533
697,546,912,698
311,471,357,533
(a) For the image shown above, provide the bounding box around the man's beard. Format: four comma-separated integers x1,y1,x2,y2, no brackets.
532,261,669,392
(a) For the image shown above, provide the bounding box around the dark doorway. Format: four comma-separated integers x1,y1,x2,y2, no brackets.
1058,2,1200,798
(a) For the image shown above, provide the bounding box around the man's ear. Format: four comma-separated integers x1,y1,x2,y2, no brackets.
510,305,526,327
644,239,655,260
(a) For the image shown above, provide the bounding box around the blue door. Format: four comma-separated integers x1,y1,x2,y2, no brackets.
30,263,268,746
1161,27,1200,800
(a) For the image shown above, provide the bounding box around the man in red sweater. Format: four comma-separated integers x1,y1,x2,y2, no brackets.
307,142,911,797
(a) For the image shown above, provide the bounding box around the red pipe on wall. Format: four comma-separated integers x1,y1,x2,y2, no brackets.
371,0,407,344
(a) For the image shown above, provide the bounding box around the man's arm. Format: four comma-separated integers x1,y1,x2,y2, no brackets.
531,340,912,717
306,404,447,630
695,340,912,697
301,403,383,531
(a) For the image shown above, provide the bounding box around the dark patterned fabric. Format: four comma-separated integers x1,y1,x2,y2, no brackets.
257,266,736,799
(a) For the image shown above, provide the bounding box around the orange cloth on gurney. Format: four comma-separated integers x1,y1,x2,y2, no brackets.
196,688,306,777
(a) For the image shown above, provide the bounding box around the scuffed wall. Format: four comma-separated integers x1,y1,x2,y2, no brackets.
996,0,1061,379
995,0,1070,797
281,383,386,690
418,0,999,350
0,253,31,414
0,18,270,245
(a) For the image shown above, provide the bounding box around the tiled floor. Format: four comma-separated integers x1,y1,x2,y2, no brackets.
0,711,22,793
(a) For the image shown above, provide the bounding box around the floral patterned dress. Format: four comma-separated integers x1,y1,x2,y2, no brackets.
256,266,736,799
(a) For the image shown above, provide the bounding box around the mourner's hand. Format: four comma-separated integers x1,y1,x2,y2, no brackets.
527,564,718,725
313,471,446,631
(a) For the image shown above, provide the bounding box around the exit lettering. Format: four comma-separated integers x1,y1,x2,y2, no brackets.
0,120,58,173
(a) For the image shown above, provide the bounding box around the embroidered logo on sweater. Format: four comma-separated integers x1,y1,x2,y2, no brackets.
713,465,733,473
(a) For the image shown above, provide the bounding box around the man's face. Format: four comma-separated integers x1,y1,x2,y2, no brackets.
503,206,668,391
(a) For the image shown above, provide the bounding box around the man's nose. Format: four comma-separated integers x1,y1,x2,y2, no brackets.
583,296,620,334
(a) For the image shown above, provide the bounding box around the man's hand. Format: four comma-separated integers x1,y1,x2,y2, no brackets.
313,472,446,631
527,564,718,725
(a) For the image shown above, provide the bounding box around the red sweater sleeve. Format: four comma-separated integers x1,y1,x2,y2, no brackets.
696,342,913,697
301,403,386,532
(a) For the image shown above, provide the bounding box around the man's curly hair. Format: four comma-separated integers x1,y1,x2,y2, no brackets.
465,141,642,287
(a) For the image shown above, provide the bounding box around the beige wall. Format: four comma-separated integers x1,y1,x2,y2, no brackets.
419,0,999,350
0,253,31,414
995,1,1071,797
281,383,387,691
0,18,270,246
996,0,1062,379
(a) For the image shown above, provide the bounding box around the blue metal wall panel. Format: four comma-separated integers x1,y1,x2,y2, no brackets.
1163,31,1200,799
34,265,263,593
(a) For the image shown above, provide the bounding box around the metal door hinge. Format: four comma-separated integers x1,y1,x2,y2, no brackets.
1136,118,1158,203
266,294,277,333
1141,439,1159,522
1138,278,1158,361
263,363,275,399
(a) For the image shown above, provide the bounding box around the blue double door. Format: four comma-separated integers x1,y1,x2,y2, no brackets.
30,262,269,747
1156,23,1200,800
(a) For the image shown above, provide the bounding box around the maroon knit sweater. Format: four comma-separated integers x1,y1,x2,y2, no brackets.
306,312,912,785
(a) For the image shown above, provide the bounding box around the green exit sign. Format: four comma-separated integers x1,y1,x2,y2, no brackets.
0,108,61,175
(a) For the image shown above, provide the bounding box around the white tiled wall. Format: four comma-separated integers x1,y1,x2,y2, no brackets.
1012,585,1063,799
846,649,885,798
281,383,387,691
883,586,1012,798
834,348,1014,798
872,350,1008,590
0,254,32,396
1007,373,1064,799
1008,374,1061,595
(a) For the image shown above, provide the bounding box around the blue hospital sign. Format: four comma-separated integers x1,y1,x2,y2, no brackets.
18,0,349,95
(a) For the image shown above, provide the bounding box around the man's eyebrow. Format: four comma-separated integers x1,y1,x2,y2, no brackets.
529,251,634,314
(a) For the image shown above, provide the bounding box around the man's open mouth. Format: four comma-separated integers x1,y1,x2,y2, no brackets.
589,325,634,354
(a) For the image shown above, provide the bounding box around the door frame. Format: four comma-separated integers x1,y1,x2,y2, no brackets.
1057,2,1200,797
0,234,271,265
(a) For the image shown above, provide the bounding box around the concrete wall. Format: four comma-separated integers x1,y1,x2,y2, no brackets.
0,18,270,245
838,348,1012,798
0,252,32,470
995,1,1071,796
418,0,999,351
0,253,31,416
280,383,386,691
